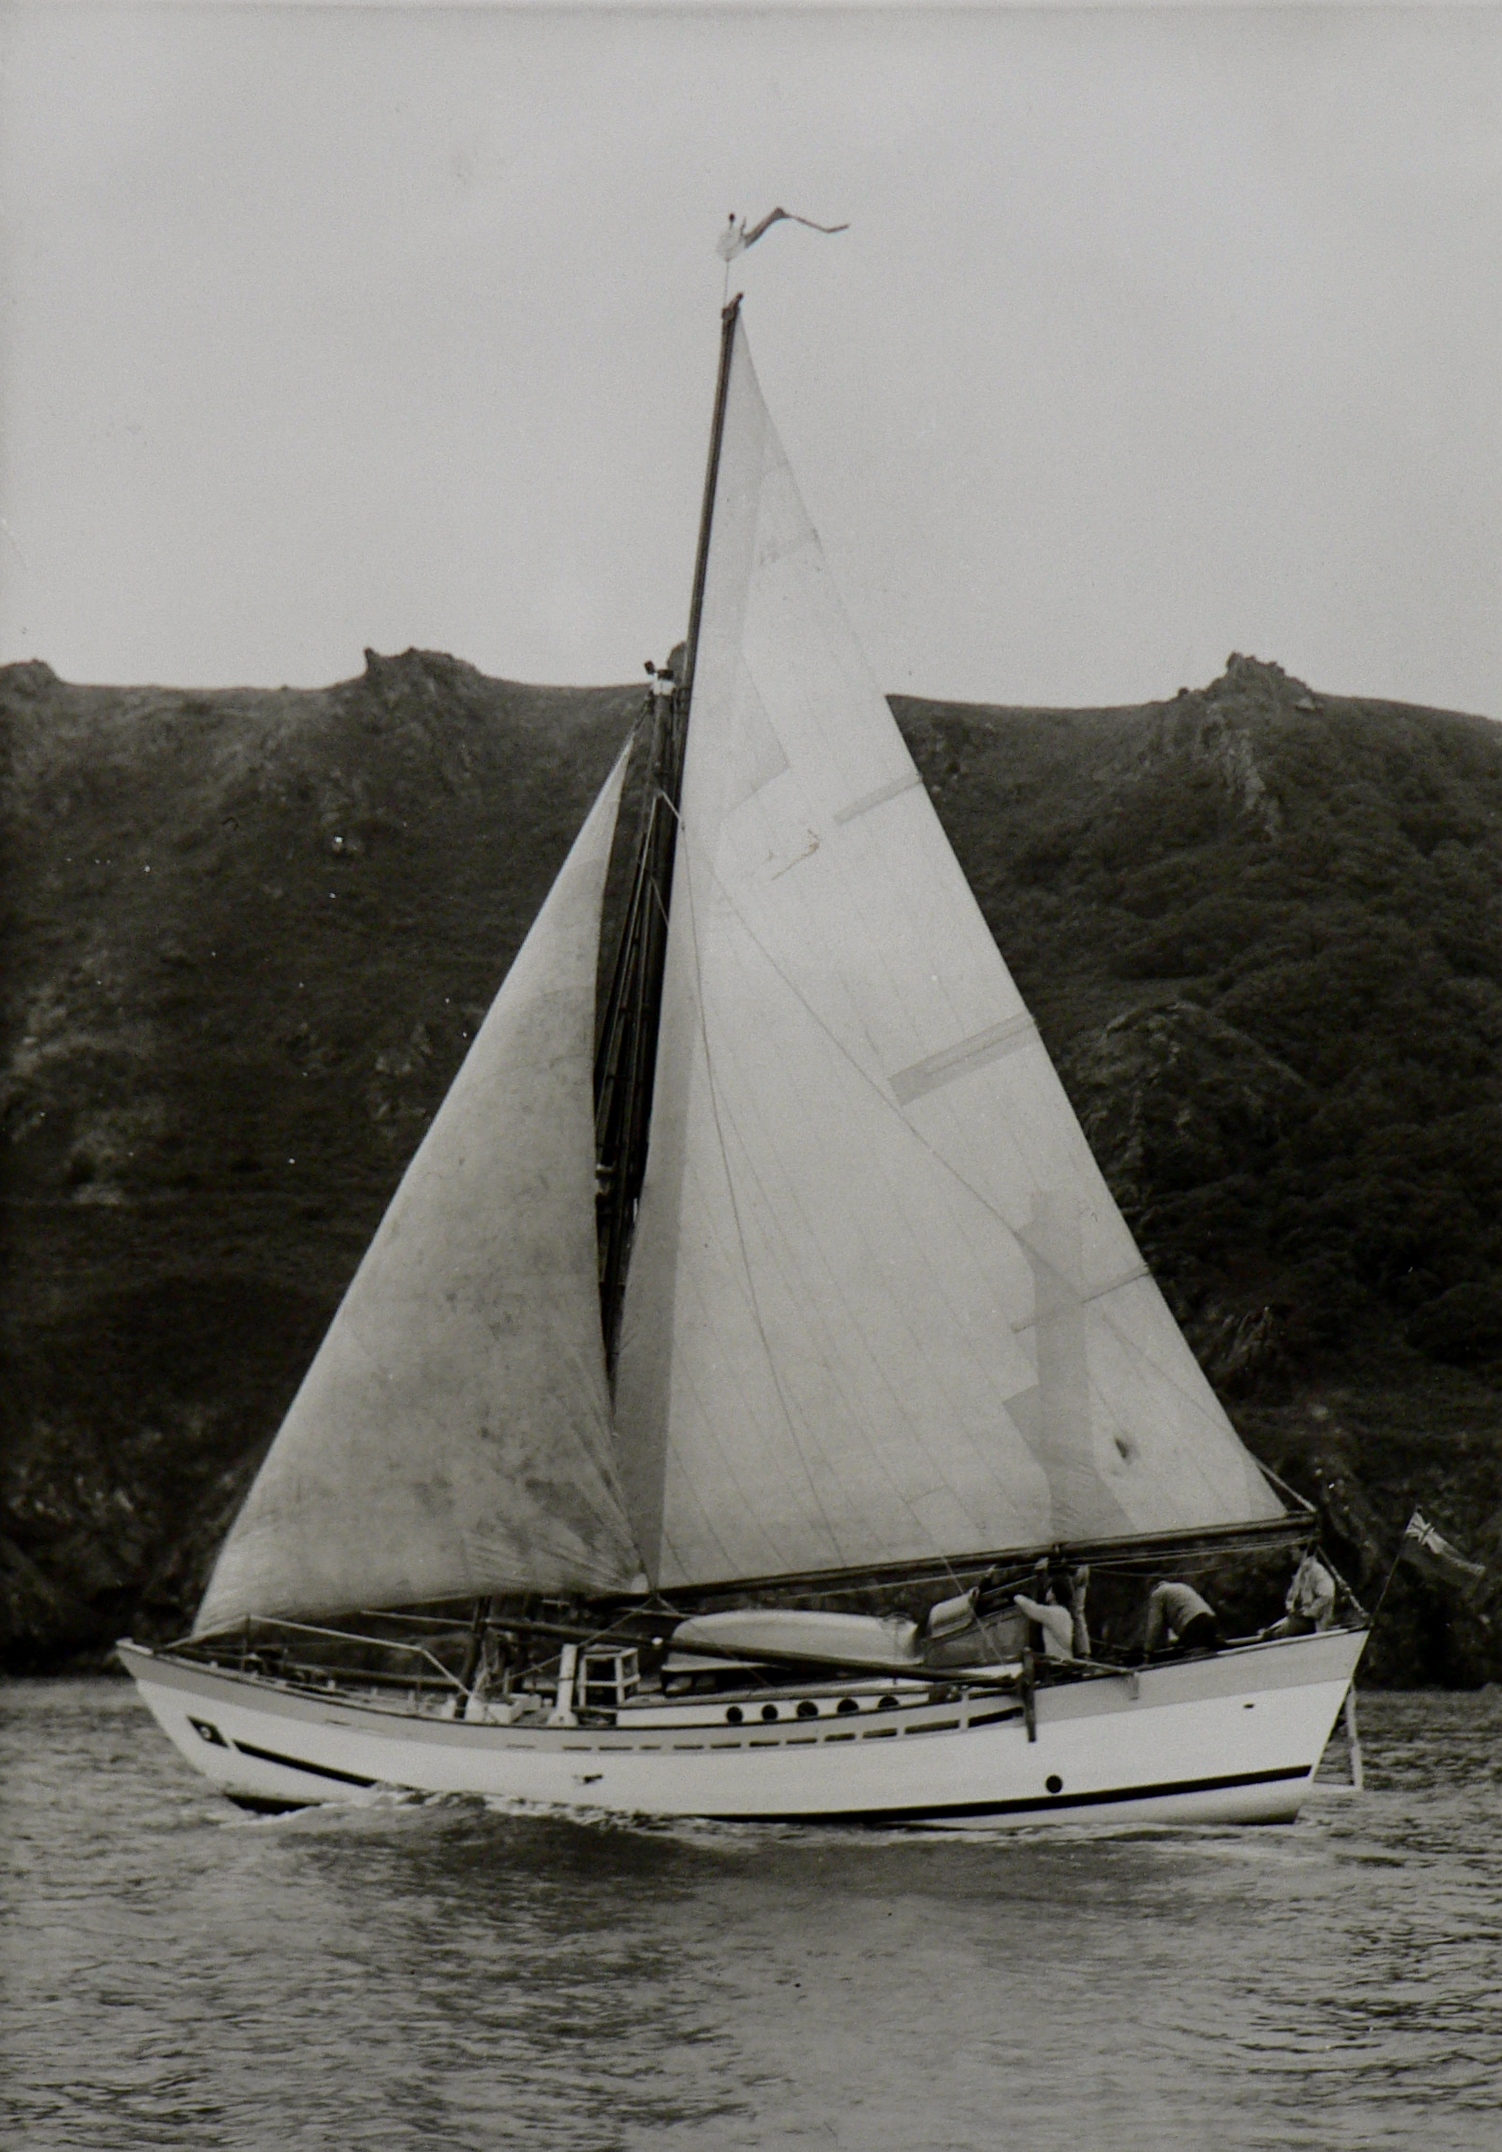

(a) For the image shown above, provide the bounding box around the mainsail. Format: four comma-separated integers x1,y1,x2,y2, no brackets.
613,311,1285,1590
194,756,642,1635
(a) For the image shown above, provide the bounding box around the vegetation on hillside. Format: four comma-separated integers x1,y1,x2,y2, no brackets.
4,649,1500,1680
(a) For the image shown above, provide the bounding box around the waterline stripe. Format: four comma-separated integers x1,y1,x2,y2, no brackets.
232,1738,377,1788
712,1763,1310,1827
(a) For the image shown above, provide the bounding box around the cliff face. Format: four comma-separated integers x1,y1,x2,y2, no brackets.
1,651,642,1664
4,650,1500,1679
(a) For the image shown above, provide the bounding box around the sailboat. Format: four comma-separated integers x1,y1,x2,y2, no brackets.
120,301,1367,1826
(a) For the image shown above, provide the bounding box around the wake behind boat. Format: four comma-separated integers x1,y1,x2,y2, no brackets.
121,300,1367,1823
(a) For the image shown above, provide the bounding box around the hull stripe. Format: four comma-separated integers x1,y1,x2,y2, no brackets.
710,1763,1311,1827
232,1738,377,1788
219,1730,1307,1823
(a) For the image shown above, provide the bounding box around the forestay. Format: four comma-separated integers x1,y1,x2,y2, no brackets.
613,318,1284,1591
194,757,643,1634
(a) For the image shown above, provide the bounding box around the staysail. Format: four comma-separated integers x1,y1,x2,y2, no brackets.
194,756,643,1635
613,313,1285,1591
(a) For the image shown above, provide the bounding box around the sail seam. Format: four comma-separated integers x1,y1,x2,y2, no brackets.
705,865,1265,1523
1092,1278,1247,1427
689,892,1043,1579
710,916,990,1586
668,791,1011,1583
704,873,1267,1507
676,811,856,1568
636,787,786,1574
710,881,1032,1236
651,789,935,1579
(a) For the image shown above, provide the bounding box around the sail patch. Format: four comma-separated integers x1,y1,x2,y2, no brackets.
833,772,924,826
889,1015,1037,1107
756,518,818,573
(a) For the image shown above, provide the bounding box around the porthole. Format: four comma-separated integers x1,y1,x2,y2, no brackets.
876,1695,898,1712
796,1699,819,1720
760,1702,780,1723
725,1705,743,1725
1046,1774,1063,1795
836,1697,860,1716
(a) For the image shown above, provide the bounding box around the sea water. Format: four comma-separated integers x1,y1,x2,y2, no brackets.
3,1678,1500,2151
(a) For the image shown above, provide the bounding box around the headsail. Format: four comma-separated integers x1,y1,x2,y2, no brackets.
195,755,642,1635
613,315,1285,1591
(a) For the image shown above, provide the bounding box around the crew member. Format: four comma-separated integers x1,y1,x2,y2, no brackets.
1260,1549,1337,1638
1013,1575,1078,1660
1142,1578,1220,1656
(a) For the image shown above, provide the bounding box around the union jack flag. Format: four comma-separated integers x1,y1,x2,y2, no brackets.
1401,1509,1488,1597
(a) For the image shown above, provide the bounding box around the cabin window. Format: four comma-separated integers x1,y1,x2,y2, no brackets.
796,1699,818,1719
760,1703,780,1722
725,1705,744,1724
836,1697,859,1715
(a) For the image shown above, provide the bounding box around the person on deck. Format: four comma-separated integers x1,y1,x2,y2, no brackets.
1142,1579,1220,1657
1066,1565,1091,1659
1013,1570,1090,1661
1259,1549,1337,1639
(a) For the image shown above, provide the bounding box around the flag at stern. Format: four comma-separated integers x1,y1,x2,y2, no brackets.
1401,1510,1488,1598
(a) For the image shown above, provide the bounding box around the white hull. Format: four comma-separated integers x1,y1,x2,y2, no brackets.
119,1627,1365,1830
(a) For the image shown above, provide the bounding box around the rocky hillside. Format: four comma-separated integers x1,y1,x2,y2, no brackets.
4,650,1501,1681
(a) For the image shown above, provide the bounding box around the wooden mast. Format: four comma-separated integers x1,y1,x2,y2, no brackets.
594,296,743,1367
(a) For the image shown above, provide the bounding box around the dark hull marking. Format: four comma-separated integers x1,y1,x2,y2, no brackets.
707,1763,1311,1828
232,1738,379,1788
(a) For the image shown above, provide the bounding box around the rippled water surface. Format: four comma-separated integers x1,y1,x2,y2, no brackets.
4,1680,1501,2150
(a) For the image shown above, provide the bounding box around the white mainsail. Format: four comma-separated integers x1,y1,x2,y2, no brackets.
195,756,642,1635
613,317,1284,1590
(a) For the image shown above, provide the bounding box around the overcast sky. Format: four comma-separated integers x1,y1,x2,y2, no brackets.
2,4,1497,715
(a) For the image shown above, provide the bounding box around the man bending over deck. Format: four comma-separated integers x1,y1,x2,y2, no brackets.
1142,1579,1220,1658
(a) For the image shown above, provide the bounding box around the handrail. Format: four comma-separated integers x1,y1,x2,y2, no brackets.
179,1616,464,1692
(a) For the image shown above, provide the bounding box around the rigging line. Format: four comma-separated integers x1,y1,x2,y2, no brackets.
648,806,984,1583
1082,1284,1273,1472
714,876,1034,1238
701,1024,1000,1582
665,820,979,1599
717,882,1035,1237
702,864,1026,1227
629,821,801,1578
710,873,1253,1457
694,962,978,1594
673,809,856,1567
